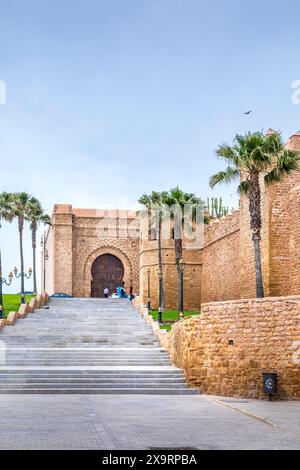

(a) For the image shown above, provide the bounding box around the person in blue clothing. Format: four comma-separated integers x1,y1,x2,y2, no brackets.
120,288,126,298
117,287,126,298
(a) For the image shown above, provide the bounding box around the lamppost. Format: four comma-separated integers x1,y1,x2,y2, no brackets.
157,267,163,324
147,267,151,311
41,234,49,292
0,249,14,319
14,267,32,304
178,258,185,320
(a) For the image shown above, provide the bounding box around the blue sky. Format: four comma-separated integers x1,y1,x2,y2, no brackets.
0,0,300,292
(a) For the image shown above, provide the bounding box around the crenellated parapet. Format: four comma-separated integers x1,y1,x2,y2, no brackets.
204,209,240,247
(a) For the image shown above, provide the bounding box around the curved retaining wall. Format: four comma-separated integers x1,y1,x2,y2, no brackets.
167,296,300,399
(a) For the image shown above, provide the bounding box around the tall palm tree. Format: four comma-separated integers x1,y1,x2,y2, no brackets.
0,192,15,317
138,191,168,311
27,197,51,295
11,192,32,302
163,187,204,318
163,186,205,270
0,192,14,228
209,130,300,298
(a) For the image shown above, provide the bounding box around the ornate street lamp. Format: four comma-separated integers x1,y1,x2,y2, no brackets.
0,250,14,319
157,267,163,324
0,272,14,319
41,234,49,293
147,267,151,311
178,258,185,320
14,267,32,304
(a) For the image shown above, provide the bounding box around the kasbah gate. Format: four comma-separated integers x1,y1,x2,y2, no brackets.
42,131,300,400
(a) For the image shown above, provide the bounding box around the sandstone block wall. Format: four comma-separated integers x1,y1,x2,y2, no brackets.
139,237,202,311
139,209,241,309
44,131,300,305
268,133,300,296
44,206,140,297
201,210,241,303
168,296,300,399
51,205,73,296
289,185,300,294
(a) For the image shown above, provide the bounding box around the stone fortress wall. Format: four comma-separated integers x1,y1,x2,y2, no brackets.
200,209,241,303
139,209,241,310
140,131,300,308
44,131,300,309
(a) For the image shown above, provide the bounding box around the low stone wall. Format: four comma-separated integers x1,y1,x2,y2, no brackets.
1,293,49,332
168,296,300,399
132,297,170,349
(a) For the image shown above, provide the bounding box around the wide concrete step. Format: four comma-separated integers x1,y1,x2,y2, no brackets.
0,369,182,375
0,298,197,395
4,362,171,366
5,348,168,352
0,376,185,387
4,352,169,356
4,351,169,357
2,340,160,347
5,357,169,361
0,382,189,389
0,388,199,395
2,361,169,367
0,371,184,381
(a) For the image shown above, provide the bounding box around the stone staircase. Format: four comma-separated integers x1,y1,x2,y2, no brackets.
0,298,198,395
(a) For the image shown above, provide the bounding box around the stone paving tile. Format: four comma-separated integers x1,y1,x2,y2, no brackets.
0,395,299,450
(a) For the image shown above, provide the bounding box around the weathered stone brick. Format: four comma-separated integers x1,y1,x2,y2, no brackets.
6,312,17,326
17,304,27,318
166,296,300,400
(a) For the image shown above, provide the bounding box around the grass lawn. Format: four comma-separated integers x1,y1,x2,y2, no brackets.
2,294,35,318
149,309,201,331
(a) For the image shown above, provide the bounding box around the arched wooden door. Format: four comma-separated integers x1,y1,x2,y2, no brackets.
91,254,124,298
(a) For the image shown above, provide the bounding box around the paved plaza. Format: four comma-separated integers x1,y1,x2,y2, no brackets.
0,394,299,450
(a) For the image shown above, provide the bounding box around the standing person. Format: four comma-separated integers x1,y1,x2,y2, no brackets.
104,287,109,298
120,288,126,298
129,285,135,301
130,288,135,301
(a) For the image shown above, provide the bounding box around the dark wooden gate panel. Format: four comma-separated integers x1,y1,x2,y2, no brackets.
91,254,124,298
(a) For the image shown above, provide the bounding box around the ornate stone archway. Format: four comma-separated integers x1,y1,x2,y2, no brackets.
82,246,133,297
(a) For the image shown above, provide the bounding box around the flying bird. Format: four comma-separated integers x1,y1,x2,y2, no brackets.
243,110,252,115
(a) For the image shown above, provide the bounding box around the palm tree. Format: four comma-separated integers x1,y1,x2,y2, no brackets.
27,197,51,295
0,192,14,228
138,191,168,311
163,186,205,270
209,130,300,298
163,187,204,318
0,192,15,317
11,192,32,302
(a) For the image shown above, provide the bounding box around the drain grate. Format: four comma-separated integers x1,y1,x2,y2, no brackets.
148,447,199,451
